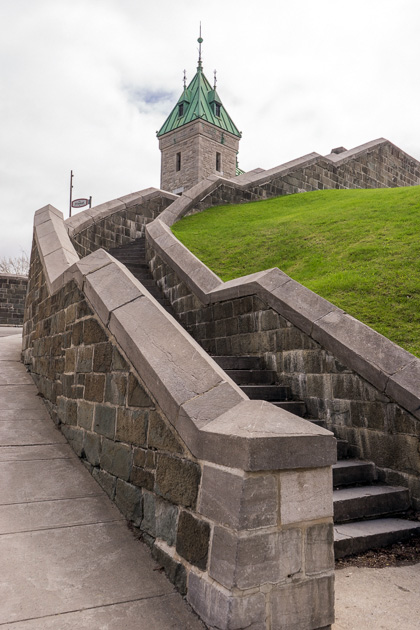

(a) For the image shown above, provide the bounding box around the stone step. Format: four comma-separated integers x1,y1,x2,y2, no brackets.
224,369,277,385
270,401,307,417
212,355,263,370
333,485,410,523
334,518,420,558
240,384,291,401
337,439,349,459
333,459,376,487
308,418,327,429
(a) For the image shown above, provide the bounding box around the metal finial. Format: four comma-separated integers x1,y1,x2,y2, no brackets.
183,69,187,89
213,70,217,90
197,22,203,69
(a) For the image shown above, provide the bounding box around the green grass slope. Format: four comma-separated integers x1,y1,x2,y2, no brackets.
172,187,420,357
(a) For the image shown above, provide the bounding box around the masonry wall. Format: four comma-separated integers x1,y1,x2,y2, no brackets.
0,274,28,325
24,204,336,630
147,247,420,511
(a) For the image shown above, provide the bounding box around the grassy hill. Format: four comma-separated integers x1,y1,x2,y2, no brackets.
172,186,420,357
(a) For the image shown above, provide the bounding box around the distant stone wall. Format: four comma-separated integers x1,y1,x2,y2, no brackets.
0,274,27,326
24,204,336,630
66,188,177,258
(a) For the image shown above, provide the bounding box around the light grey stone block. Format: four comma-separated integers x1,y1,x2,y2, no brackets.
187,571,266,630
386,359,420,420
271,575,334,630
305,523,334,574
198,464,278,529
280,468,333,525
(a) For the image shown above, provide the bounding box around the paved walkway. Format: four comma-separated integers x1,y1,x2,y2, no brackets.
0,328,204,629
1,327,419,630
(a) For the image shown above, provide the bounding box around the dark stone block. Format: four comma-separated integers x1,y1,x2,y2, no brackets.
115,478,143,526
93,342,113,372
151,545,187,595
155,455,200,508
100,438,132,481
83,318,108,344
116,408,148,446
176,510,210,571
84,373,105,402
94,404,116,439
83,431,101,466
148,411,183,453
105,373,127,405
127,373,153,407
131,467,155,491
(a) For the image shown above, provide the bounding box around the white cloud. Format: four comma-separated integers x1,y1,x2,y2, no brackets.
1,0,420,258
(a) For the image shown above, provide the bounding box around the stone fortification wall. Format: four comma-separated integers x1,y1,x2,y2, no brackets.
66,188,178,258
0,273,28,326
143,138,420,511
24,204,336,630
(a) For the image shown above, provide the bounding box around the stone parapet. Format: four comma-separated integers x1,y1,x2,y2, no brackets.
0,273,28,326
24,205,336,630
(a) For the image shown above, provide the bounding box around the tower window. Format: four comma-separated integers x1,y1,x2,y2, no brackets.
176,152,181,172
178,103,184,117
215,103,221,117
216,152,221,172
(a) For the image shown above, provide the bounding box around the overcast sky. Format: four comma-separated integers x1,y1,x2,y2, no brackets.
2,0,420,259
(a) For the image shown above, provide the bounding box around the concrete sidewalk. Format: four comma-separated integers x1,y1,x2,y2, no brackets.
0,329,204,629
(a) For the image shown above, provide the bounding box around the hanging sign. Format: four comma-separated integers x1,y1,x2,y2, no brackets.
72,198,90,208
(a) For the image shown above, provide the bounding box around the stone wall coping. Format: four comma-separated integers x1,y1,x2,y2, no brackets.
0,273,28,280
65,188,178,237
144,139,420,419
33,205,336,471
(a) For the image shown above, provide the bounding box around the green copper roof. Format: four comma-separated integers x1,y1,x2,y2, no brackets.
157,65,241,138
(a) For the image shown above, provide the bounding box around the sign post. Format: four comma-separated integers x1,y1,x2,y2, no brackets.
69,170,92,215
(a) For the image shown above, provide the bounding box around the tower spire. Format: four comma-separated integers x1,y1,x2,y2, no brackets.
197,23,203,70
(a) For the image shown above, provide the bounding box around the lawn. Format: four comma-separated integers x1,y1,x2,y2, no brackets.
172,186,420,357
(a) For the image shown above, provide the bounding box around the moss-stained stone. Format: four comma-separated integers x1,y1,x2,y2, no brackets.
100,438,132,481
116,408,148,446
93,342,113,372
155,454,200,508
176,510,210,571
114,478,143,526
94,404,116,439
127,373,153,407
83,318,108,344
84,373,105,402
148,410,183,454
105,373,127,406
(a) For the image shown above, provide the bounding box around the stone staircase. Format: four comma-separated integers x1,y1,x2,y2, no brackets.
109,238,420,558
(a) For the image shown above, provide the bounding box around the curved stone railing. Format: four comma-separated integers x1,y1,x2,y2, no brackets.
24,203,336,630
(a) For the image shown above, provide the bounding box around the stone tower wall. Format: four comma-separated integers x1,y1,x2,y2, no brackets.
159,120,239,193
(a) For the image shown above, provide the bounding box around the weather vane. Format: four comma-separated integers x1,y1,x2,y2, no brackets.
213,70,217,91
183,69,187,89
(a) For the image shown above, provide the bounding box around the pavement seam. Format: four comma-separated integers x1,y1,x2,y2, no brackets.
0,593,180,626
0,518,124,537
0,493,105,506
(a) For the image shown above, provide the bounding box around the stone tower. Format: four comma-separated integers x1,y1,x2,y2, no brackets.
157,35,242,194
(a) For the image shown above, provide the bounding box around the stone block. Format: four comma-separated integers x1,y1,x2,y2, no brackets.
93,342,113,372
209,526,284,589
83,318,108,344
271,575,334,630
155,497,178,546
127,373,153,407
92,468,117,500
187,571,266,630
280,468,333,525
176,510,210,570
198,464,278,529
83,430,101,466
148,410,183,453
114,478,143,526
305,523,334,574
112,346,129,371
155,454,201,507
386,359,420,420
100,438,132,481
116,407,148,446
105,372,127,405
131,466,155,491
76,345,93,373
142,490,156,536
61,424,84,457
152,542,187,595
84,373,105,402
57,396,77,426
93,404,116,439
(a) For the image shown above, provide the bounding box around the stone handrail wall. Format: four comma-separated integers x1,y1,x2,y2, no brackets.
0,273,28,325
141,138,420,509
23,204,336,630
